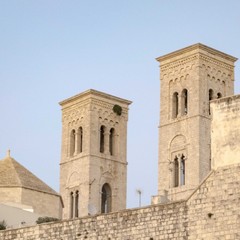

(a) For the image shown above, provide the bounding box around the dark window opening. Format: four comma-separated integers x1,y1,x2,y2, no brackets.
75,191,79,218
101,183,112,213
100,126,105,153
217,92,222,99
182,89,188,115
209,89,214,115
174,156,179,187
78,127,83,153
109,128,115,156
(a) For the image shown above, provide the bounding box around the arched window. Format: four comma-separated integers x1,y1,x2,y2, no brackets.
209,89,214,115
217,92,222,99
100,126,105,153
101,183,112,213
75,191,79,218
174,157,179,187
70,192,74,218
172,92,179,119
181,89,188,115
78,127,83,153
109,128,115,156
209,89,214,101
70,130,76,156
180,154,185,186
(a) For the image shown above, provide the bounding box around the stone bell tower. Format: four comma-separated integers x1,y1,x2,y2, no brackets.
59,89,131,219
154,43,237,203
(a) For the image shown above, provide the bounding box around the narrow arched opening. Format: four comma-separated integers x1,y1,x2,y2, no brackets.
181,89,188,115
174,157,179,187
70,129,76,156
101,183,112,213
209,89,214,115
172,92,179,119
75,191,79,218
217,92,222,99
78,127,83,153
180,154,185,186
109,128,115,156
70,192,74,218
100,125,105,153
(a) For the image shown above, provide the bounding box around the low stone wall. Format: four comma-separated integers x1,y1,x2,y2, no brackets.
0,201,187,240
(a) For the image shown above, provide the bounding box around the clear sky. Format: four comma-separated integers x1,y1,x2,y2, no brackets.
0,1,240,209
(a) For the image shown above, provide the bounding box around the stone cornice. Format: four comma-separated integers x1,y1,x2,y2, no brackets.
160,53,198,73
59,89,132,109
159,52,235,74
60,154,127,166
156,43,237,64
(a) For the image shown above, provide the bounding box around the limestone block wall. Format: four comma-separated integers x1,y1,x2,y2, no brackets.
187,164,240,239
2,163,240,239
0,201,188,240
211,95,240,169
0,187,22,203
21,189,62,219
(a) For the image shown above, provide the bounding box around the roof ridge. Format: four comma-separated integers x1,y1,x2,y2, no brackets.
7,157,22,186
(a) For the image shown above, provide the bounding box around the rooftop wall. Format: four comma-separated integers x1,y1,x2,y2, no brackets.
211,95,240,169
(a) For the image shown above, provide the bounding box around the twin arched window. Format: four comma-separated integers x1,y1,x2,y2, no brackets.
70,190,79,218
70,127,83,157
173,154,186,187
100,125,116,156
172,89,188,119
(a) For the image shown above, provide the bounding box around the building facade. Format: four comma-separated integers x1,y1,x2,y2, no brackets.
0,151,62,222
154,43,237,203
59,89,131,219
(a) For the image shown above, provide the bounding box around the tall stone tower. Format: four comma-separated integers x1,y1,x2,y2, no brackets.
59,89,131,219
154,44,237,203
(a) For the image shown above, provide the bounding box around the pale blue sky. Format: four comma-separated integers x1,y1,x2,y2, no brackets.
0,1,240,208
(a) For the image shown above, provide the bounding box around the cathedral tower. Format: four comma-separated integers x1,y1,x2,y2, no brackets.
59,89,131,219
155,44,237,203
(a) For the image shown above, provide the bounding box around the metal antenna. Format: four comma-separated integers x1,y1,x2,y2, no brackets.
136,189,142,207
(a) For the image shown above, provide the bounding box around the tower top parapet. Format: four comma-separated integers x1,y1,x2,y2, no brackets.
156,43,238,65
59,89,132,109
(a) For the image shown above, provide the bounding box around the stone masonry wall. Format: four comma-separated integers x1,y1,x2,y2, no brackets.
0,201,187,240
211,95,240,169
1,163,240,239
187,163,240,240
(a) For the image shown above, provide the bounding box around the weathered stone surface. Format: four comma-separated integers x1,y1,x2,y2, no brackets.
1,163,240,239
155,43,237,203
59,89,131,219
0,155,62,218
211,95,240,169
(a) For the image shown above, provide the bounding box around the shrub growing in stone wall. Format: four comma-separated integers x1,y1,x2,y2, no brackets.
36,217,59,224
0,220,7,230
